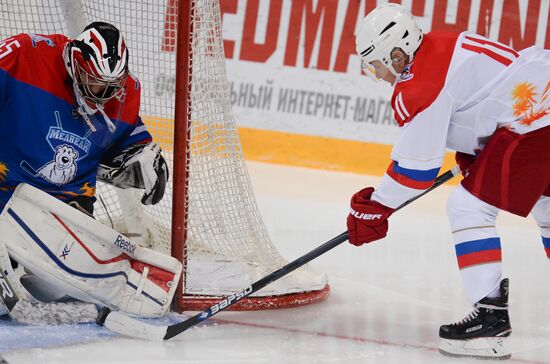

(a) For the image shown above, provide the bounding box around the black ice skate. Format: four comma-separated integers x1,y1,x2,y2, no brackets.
439,278,512,360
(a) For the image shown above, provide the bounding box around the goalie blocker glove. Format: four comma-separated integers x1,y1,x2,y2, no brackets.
98,142,169,205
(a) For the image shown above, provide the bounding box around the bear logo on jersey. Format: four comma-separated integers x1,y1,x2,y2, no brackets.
20,111,90,186
35,144,79,186
21,144,79,186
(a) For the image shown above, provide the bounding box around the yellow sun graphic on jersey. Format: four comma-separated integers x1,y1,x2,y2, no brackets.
512,81,550,126
0,162,9,183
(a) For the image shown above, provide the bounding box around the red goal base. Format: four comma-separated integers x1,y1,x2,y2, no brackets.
177,284,331,312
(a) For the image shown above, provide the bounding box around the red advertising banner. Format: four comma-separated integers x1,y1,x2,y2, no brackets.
164,0,549,71
159,1,550,146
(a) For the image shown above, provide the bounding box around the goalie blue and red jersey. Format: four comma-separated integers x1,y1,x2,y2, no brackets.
0,33,152,211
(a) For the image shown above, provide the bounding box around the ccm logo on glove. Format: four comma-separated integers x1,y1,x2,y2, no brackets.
347,187,394,246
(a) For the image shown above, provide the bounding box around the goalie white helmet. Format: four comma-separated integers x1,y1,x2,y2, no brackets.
355,3,423,70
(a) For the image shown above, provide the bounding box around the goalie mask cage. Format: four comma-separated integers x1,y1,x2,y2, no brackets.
0,0,329,311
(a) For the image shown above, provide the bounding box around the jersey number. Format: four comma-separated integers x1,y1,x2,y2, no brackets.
0,39,22,60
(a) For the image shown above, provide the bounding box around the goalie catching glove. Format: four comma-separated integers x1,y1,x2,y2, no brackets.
98,142,168,205
347,187,394,246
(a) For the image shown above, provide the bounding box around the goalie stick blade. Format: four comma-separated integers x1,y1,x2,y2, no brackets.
100,310,167,341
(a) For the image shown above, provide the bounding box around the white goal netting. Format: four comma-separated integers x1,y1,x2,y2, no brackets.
0,0,328,308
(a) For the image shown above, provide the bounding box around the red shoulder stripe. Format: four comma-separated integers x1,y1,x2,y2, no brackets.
461,35,518,67
463,35,519,58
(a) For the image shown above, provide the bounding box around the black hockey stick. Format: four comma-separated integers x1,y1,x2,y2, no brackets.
97,166,460,341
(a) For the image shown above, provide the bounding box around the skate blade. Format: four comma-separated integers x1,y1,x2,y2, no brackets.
439,337,511,360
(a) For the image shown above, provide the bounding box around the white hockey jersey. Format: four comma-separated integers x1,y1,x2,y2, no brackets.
373,31,550,209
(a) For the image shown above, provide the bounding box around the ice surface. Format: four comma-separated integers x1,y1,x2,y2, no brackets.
1,162,549,363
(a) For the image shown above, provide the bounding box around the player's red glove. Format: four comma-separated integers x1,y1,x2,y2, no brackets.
347,187,394,246
455,152,476,177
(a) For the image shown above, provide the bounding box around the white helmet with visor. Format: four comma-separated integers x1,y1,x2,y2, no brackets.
356,3,423,77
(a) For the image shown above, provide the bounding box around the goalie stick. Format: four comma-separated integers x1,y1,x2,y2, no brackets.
96,166,461,341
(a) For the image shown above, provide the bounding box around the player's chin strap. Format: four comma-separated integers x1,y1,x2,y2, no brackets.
0,242,98,325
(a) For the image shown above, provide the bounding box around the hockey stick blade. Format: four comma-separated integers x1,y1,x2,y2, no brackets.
96,307,166,341
98,166,460,340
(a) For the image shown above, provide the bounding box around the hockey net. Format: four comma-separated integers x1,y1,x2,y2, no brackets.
0,0,329,310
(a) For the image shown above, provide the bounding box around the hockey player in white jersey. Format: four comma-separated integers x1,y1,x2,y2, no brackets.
349,3,550,360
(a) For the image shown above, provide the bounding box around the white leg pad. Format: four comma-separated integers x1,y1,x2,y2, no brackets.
0,184,182,318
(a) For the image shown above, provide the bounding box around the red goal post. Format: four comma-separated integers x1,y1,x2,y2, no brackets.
0,0,330,312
